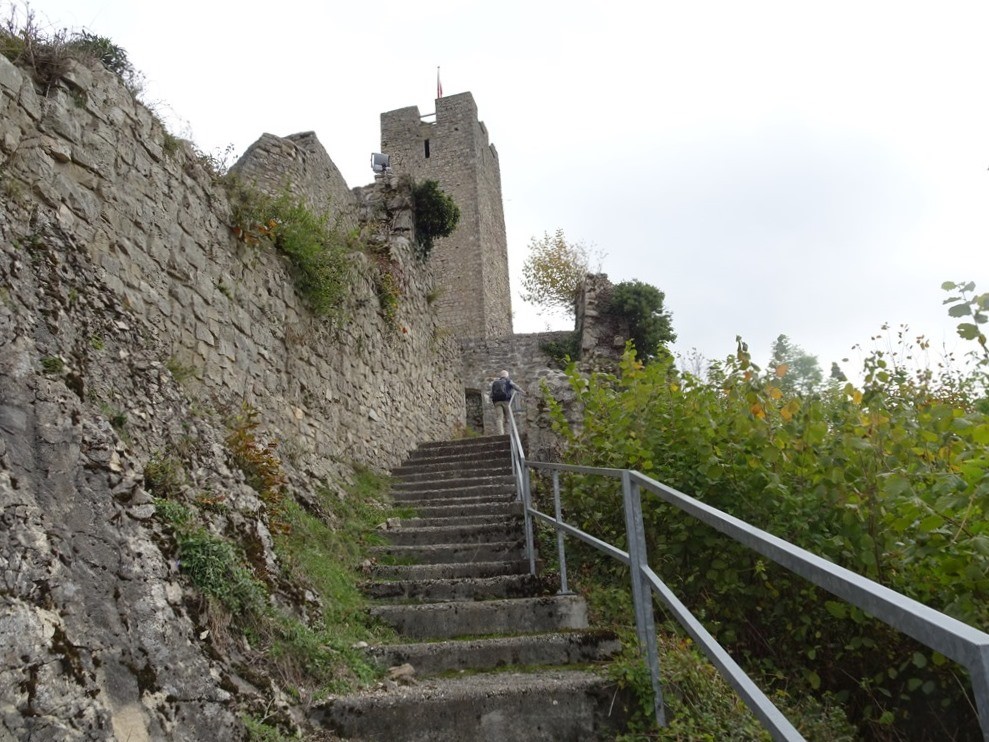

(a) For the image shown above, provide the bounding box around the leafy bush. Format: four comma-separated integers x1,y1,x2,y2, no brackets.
412,179,459,259
545,304,989,738
580,573,856,740
539,331,580,366
606,279,676,359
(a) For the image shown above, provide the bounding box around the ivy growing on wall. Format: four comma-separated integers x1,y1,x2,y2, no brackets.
412,179,459,260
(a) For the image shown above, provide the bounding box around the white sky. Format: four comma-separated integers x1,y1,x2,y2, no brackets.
21,0,989,377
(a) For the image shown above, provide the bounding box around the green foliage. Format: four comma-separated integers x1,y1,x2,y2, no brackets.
176,528,267,614
520,229,597,319
153,498,192,528
69,30,134,80
545,311,989,738
579,574,855,740
161,131,180,156
226,181,355,318
165,356,198,383
99,402,128,436
144,413,392,698
144,455,185,499
269,469,399,691
606,279,676,359
769,333,824,395
373,260,402,327
40,355,64,374
226,403,289,533
193,143,236,179
241,715,294,742
942,280,989,380
1,6,141,92
412,179,459,259
539,331,581,367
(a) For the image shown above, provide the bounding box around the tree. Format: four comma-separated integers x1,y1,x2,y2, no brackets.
607,280,676,359
769,334,823,395
520,229,599,319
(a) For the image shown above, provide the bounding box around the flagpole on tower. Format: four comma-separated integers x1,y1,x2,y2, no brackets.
437,66,443,99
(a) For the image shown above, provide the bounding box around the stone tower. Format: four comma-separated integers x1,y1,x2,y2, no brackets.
380,92,512,340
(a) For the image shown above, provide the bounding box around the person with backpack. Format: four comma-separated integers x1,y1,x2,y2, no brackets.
491,370,524,435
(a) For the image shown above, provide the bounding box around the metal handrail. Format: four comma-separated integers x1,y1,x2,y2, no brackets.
502,407,989,741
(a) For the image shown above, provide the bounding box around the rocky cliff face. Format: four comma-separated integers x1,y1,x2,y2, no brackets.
0,50,462,740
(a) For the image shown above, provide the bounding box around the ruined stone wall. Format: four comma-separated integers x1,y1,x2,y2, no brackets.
0,54,463,739
576,273,627,367
460,332,578,460
0,56,461,478
380,92,512,340
230,130,358,228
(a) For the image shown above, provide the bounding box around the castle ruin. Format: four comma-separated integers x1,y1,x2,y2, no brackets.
381,92,513,341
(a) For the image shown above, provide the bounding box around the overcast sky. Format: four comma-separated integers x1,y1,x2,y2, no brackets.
22,0,989,378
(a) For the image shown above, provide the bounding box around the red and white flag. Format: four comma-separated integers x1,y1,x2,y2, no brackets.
437,67,443,99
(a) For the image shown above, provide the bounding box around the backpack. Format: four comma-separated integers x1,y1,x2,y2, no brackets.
491,377,511,402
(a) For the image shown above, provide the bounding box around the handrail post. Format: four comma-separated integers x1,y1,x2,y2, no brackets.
622,471,665,727
522,465,537,575
972,645,989,742
552,470,571,595
505,399,537,576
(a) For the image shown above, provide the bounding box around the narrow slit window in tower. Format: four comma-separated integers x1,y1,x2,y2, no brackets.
424,139,430,158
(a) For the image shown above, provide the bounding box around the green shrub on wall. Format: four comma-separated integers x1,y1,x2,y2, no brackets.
606,279,676,360
1,8,142,92
412,180,459,260
225,180,356,318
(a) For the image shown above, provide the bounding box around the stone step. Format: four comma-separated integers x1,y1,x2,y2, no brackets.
390,481,516,502
361,573,555,603
392,474,516,493
393,458,511,479
371,560,531,581
395,493,517,510
370,595,588,640
398,449,511,471
407,435,510,458
311,669,627,741
395,512,520,528
382,521,519,547
366,629,622,676
370,540,524,565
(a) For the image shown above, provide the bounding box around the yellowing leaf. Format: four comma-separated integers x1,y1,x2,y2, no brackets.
768,386,783,401
750,402,765,419
775,363,789,378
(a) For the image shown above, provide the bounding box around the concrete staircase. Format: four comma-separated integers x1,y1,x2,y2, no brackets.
312,435,627,741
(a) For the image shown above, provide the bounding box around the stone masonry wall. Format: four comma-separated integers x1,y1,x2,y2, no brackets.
380,92,512,340
0,53,463,739
230,131,358,229
0,56,462,479
460,331,578,460
576,273,627,367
